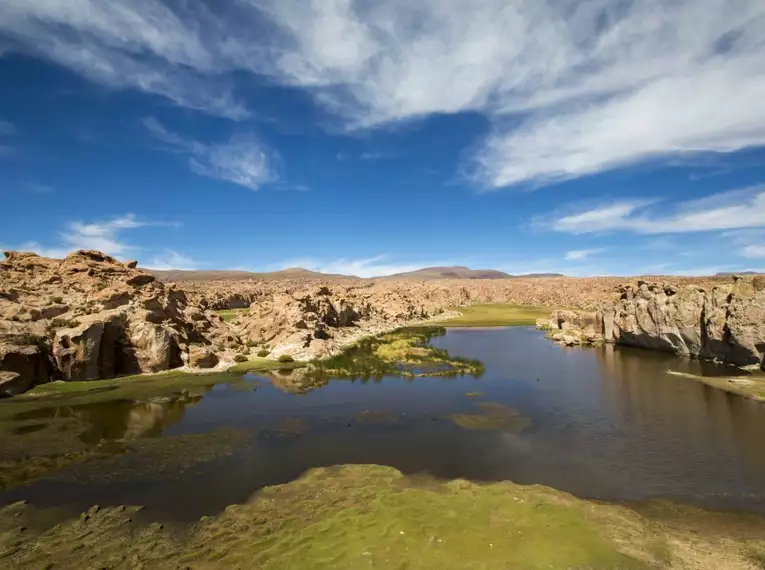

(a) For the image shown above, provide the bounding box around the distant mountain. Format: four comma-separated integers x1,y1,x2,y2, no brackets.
149,265,565,282
149,268,354,282
715,271,763,276
379,266,564,280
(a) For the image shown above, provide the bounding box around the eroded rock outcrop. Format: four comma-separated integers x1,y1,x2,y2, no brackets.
235,284,452,360
543,277,765,370
0,250,243,394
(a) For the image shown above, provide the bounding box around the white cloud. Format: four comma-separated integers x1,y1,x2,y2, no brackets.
743,245,765,259
58,214,144,256
144,118,275,191
564,249,603,261
2,214,175,260
549,187,765,235
144,250,200,270
3,1,765,187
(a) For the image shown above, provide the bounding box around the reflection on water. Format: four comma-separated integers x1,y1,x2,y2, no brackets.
1,327,764,520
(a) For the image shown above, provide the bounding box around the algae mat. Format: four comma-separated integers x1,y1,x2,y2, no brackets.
2,465,765,569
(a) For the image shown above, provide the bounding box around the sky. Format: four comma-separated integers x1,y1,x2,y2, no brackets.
1,0,765,278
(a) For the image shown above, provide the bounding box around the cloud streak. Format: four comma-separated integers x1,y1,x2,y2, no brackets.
144,118,275,191
565,249,604,261
2,1,765,186
144,250,200,270
548,187,765,235
3,214,178,260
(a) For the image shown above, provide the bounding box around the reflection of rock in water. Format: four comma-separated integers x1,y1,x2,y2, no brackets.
592,344,765,472
0,392,206,489
266,368,329,394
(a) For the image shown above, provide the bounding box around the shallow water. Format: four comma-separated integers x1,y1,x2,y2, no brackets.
1,327,764,520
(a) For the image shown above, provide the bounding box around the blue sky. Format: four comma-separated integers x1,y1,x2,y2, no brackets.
1,0,765,277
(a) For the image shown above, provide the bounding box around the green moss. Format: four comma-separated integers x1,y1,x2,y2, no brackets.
429,304,556,327
4,464,763,569
215,308,248,322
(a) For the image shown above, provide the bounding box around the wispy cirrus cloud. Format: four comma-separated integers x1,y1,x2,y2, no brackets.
547,187,765,235
2,214,178,259
144,249,201,270
564,249,604,261
143,118,275,191
2,1,764,187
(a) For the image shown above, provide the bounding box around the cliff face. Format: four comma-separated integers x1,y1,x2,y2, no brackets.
597,277,765,370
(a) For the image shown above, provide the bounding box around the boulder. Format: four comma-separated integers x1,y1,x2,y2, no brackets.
0,371,27,397
188,346,219,369
0,344,50,395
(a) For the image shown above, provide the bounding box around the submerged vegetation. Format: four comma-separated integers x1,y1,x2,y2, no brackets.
2,464,764,569
310,327,484,380
667,370,765,402
429,304,554,327
450,402,532,432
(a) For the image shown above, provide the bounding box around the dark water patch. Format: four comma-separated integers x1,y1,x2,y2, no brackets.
1,327,765,521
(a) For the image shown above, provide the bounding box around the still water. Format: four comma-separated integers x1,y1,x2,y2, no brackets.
1,327,764,519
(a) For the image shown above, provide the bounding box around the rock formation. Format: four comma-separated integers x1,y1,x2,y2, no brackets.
235,284,454,360
542,277,765,370
0,250,243,395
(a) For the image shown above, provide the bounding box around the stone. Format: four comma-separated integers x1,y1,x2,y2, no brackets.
125,260,138,269
0,371,27,397
0,344,50,394
188,346,219,369
125,274,156,287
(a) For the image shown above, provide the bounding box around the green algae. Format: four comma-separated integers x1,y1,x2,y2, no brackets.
450,402,532,432
51,427,251,484
1,464,763,569
312,327,484,381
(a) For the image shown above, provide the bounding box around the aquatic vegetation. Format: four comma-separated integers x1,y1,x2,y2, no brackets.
52,427,251,484
0,390,229,489
428,304,555,327
449,402,532,432
667,370,765,402
2,464,764,569
312,327,483,380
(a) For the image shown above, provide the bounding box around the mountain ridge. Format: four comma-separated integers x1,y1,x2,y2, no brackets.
149,265,565,282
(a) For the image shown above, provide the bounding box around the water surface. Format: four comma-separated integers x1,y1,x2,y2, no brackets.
1,327,764,520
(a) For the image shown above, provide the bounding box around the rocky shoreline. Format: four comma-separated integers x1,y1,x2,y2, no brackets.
2,249,763,397
541,276,765,371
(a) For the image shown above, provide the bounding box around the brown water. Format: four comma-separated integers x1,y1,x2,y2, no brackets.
1,327,764,520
